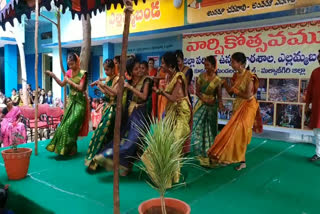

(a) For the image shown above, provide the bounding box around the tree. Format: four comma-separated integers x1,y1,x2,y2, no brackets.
80,14,91,72
10,19,29,106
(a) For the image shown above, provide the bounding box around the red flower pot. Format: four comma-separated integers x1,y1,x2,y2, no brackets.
1,148,32,180
139,198,191,214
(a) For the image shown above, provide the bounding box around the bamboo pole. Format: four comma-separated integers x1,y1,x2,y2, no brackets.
34,0,39,155
113,1,133,213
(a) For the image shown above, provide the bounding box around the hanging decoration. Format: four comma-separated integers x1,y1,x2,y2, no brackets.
0,0,145,30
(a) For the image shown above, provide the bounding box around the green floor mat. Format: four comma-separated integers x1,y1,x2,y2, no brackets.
0,134,318,214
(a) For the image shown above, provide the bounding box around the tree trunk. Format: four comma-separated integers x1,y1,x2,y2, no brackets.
113,1,133,213
39,11,67,110
34,0,39,155
12,21,28,106
17,41,28,106
80,14,91,71
57,11,67,110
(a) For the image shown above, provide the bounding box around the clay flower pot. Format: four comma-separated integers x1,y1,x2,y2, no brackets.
1,148,32,180
138,198,190,214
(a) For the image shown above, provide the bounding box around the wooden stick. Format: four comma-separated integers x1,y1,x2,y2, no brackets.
39,14,57,27
34,0,39,155
113,1,133,213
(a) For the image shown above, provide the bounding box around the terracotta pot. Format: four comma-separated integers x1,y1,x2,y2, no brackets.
138,198,190,214
1,148,32,180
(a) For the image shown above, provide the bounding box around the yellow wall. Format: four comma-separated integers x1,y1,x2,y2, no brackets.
106,0,185,36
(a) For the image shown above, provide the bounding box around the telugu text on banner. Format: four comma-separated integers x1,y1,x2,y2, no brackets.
186,0,320,24
105,0,184,36
183,21,320,78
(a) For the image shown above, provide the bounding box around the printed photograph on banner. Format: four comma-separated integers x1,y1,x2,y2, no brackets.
259,102,274,126
106,0,184,36
147,56,160,68
300,79,311,129
186,0,320,24
300,79,309,103
256,78,267,101
221,77,235,98
269,79,299,102
276,104,302,129
183,21,320,79
218,99,233,120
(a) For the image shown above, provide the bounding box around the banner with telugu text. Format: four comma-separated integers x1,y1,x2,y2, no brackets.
186,0,320,24
105,0,184,36
183,21,320,78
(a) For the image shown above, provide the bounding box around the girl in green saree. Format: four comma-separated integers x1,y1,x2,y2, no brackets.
191,55,224,167
45,53,89,156
85,59,119,170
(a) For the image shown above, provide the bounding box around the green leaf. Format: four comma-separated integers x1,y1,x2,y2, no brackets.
135,115,192,197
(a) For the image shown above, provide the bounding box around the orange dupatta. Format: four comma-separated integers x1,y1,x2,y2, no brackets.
232,71,263,134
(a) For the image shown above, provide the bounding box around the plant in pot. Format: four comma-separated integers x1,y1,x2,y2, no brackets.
137,116,191,214
1,132,32,180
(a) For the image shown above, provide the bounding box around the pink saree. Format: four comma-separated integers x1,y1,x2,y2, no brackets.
1,107,27,147
91,103,103,129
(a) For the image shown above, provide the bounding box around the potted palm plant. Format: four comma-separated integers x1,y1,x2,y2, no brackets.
1,132,32,180
137,117,191,214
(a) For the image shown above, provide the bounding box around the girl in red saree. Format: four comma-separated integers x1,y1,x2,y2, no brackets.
207,52,263,170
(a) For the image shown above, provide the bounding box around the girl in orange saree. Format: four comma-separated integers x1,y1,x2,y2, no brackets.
207,52,262,170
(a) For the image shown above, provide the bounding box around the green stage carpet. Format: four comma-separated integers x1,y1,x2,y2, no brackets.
0,133,319,214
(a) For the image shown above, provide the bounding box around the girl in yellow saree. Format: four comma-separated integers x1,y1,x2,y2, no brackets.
207,52,263,171
142,52,191,186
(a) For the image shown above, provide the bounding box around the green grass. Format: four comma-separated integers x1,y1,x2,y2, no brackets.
0,134,318,214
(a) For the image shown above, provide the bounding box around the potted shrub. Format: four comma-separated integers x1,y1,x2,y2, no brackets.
137,117,191,214
1,132,32,180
